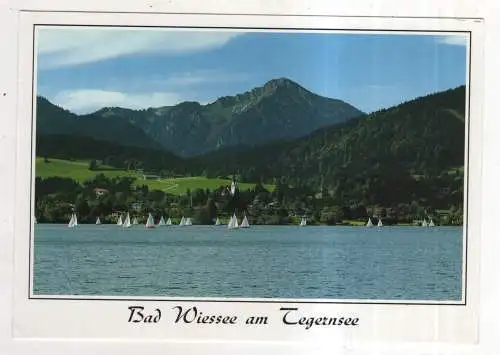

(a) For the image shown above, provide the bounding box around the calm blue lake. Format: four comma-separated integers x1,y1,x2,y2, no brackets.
33,224,463,301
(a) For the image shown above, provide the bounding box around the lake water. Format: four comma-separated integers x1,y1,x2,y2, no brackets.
33,224,463,301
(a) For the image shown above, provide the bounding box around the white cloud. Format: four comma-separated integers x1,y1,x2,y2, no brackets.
44,69,250,113
159,69,249,87
436,35,468,46
52,89,184,114
36,27,241,68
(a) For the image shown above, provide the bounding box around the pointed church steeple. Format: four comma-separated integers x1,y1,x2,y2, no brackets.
230,178,237,196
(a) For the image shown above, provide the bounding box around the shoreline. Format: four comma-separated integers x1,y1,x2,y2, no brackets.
34,222,463,227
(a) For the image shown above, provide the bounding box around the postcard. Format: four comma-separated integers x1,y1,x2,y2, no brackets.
2,4,487,354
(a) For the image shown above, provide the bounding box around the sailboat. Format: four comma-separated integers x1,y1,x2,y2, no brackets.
68,212,78,228
377,219,383,227
96,217,101,225
166,217,172,226
240,214,250,228
117,214,123,226
299,217,307,226
215,218,221,226
179,216,186,226
422,218,428,227
158,216,166,226
228,213,239,229
429,219,435,227
123,212,131,228
185,217,192,226
132,217,138,225
34,217,37,224
366,217,374,227
145,213,156,228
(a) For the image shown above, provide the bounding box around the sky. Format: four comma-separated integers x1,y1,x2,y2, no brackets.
36,27,468,115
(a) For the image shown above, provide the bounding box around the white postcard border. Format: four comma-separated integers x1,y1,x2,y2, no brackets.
3,6,488,353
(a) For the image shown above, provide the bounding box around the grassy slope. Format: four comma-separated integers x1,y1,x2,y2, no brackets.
35,157,274,195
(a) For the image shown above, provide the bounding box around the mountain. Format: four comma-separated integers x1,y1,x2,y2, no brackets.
36,97,164,150
35,85,466,213
189,86,466,207
36,78,364,157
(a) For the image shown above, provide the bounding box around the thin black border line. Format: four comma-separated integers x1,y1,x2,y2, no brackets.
25,297,465,305
19,10,484,21
464,30,472,307
28,24,472,306
31,23,472,33
28,24,36,301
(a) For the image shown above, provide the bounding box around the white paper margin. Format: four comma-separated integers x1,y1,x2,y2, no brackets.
0,1,497,355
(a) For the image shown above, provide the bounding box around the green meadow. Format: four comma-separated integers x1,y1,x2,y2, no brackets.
35,157,274,195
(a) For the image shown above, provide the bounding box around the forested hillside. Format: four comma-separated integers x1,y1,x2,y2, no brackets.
34,86,466,225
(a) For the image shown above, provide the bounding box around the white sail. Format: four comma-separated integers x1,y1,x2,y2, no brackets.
68,213,77,228
132,217,138,225
215,218,221,226
158,216,166,226
240,215,250,228
123,212,131,228
179,216,186,226
185,218,192,226
377,219,383,227
166,218,172,225
68,214,74,228
145,213,156,228
429,219,435,227
228,213,239,229
227,215,234,229
366,217,373,227
117,215,123,226
96,217,101,225
300,217,307,226
34,217,37,224
422,219,428,227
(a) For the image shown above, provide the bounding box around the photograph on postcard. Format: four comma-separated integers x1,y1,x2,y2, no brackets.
31,25,469,303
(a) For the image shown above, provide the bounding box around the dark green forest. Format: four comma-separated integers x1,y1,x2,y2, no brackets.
34,84,466,226
190,86,465,209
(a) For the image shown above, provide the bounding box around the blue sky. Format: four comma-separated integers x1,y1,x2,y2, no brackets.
36,27,468,114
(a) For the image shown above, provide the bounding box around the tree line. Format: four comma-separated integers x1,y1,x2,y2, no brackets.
34,173,463,226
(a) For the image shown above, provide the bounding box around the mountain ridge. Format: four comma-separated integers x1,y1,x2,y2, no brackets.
36,78,365,157
36,97,164,151
35,84,466,225
38,85,466,182
188,84,466,209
